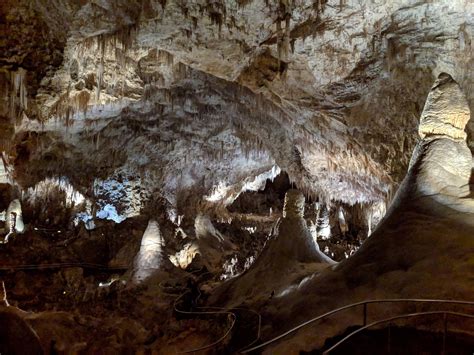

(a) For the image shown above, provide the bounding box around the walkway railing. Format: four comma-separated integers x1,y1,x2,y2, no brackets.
242,298,474,353
324,310,474,354
173,290,262,353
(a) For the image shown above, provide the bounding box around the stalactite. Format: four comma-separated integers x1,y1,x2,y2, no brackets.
191,16,198,29
96,59,104,101
9,68,28,119
158,49,174,66
75,90,90,117
276,20,283,67
174,62,188,80
284,14,291,59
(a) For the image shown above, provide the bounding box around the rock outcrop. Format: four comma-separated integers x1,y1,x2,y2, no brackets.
258,74,474,354
410,73,474,212
0,2,473,353
212,189,334,305
276,189,335,263
2,0,474,216
0,307,44,355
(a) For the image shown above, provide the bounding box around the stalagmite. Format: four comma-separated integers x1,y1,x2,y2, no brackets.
5,199,25,234
316,203,331,240
211,189,335,304
403,73,474,213
337,206,348,236
418,73,471,141
279,190,335,263
195,214,225,242
132,220,166,283
0,156,8,184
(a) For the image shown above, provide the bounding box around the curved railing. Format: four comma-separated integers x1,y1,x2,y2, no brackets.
0,262,263,352
3,263,471,354
324,310,474,354
174,290,237,353
199,305,262,352
173,291,262,353
242,298,474,353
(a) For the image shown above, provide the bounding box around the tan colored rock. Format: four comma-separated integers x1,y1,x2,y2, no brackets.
409,74,474,211
278,189,335,264
282,189,305,219
169,242,200,269
419,73,471,140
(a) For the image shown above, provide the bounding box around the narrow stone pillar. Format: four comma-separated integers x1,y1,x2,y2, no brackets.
278,189,335,263
316,204,331,240
405,73,474,212
132,220,165,283
5,199,24,234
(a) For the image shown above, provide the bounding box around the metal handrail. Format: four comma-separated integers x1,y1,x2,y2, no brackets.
173,286,262,354
242,298,474,353
324,310,474,354
198,305,262,352
173,290,237,353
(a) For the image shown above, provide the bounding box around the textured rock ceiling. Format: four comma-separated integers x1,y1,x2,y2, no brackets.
1,0,473,216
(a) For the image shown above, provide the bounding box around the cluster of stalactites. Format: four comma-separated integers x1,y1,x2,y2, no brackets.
275,0,292,65
24,177,85,209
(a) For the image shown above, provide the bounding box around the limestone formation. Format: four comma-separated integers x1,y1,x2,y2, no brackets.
408,73,474,212
419,73,471,140
132,220,166,283
169,242,200,269
0,157,7,184
316,203,331,240
5,199,25,234
282,189,305,219
211,189,335,305
194,214,225,242
257,73,474,355
275,189,335,264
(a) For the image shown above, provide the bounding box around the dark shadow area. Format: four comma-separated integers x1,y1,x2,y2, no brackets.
227,171,291,215
470,168,474,197
304,325,474,355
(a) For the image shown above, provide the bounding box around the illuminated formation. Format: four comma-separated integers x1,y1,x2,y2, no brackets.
132,220,166,284
1,200,25,243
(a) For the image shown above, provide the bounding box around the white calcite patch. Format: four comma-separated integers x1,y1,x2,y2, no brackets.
93,174,147,223
0,154,8,184
132,220,165,283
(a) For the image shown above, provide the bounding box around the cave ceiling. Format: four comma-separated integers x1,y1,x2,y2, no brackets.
1,0,473,213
